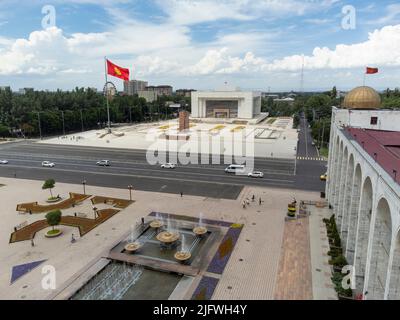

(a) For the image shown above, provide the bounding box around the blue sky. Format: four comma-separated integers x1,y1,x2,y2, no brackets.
0,0,400,92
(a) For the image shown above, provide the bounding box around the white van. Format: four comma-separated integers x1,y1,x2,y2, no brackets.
225,164,245,174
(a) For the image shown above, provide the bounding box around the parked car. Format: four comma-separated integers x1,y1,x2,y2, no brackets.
42,161,55,167
0,159,8,164
161,163,176,169
320,173,327,181
96,160,111,166
248,171,264,178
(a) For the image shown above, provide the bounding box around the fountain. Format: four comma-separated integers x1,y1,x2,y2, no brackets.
193,212,208,236
157,215,180,247
150,212,164,228
174,234,191,262
124,241,142,253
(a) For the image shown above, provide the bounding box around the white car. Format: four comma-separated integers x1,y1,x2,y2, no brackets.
42,161,55,167
248,171,264,178
0,160,8,164
161,163,176,169
96,160,110,166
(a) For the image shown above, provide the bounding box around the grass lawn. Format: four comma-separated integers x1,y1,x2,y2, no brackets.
47,229,61,235
320,147,329,158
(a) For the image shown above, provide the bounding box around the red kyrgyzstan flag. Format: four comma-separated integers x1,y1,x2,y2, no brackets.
107,59,130,81
366,67,378,74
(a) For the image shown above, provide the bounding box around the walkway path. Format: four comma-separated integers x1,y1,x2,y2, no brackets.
274,217,313,299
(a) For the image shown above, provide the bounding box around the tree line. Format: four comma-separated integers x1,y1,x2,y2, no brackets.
261,86,400,154
0,87,190,138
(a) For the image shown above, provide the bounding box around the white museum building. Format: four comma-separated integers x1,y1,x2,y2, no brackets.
191,87,265,123
326,86,400,299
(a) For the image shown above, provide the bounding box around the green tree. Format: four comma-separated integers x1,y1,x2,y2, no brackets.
45,210,62,231
42,178,56,198
0,124,9,137
331,86,337,99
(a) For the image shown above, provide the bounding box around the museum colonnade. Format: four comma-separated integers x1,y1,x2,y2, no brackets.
326,130,400,300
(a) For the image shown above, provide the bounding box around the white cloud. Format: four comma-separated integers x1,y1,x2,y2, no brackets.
177,24,400,76
156,0,339,25
366,4,400,25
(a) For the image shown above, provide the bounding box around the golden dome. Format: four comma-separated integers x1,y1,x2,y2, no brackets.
343,86,381,109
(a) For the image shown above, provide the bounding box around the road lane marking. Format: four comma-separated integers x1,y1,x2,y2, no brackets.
0,164,295,186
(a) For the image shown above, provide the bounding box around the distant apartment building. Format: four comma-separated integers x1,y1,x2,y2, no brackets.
145,85,173,96
18,88,34,94
138,90,157,103
124,80,148,96
0,86,10,91
176,89,196,98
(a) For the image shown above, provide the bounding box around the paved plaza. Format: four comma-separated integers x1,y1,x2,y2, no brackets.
0,177,330,300
38,117,298,159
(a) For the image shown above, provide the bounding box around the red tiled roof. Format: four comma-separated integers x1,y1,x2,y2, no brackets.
345,127,400,185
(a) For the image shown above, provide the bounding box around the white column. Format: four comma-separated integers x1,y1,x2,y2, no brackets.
384,235,396,300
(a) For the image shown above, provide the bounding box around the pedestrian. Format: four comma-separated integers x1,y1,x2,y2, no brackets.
31,239,34,247
71,233,76,243
252,195,255,202
14,172,16,178
259,198,262,205
180,191,183,197
141,217,145,225
242,201,246,209
246,199,250,206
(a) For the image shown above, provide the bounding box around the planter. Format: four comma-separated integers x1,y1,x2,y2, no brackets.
46,197,62,203
45,229,63,238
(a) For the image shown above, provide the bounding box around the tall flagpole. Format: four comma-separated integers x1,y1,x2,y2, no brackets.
104,56,111,133
363,66,366,87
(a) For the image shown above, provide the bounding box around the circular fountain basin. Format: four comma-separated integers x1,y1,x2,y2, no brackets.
174,251,191,262
193,226,208,236
156,231,180,243
150,219,164,228
124,242,142,253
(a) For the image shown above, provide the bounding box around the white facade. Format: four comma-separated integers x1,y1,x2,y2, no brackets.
331,107,400,131
326,107,400,299
191,90,262,119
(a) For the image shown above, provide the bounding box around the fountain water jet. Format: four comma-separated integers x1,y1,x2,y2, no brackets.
174,234,191,262
193,212,208,236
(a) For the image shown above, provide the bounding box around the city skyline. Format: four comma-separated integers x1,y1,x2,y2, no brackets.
0,0,399,91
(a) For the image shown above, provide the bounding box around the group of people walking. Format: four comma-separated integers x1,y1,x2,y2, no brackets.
242,194,263,208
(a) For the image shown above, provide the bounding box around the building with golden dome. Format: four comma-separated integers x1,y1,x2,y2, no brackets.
343,86,381,109
325,86,400,300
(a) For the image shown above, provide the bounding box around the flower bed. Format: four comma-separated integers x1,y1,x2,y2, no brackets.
207,223,243,274
191,276,219,300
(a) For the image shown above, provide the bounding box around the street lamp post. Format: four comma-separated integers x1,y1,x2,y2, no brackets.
92,206,97,219
128,185,133,201
82,179,86,195
80,109,84,132
37,112,42,140
61,110,65,136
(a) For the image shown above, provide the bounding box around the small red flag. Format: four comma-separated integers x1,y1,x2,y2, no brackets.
106,59,129,81
366,67,378,74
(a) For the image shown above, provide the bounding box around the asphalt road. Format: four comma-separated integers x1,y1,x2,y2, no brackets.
0,118,326,199
294,114,327,192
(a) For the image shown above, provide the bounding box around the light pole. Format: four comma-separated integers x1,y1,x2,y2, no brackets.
82,179,86,195
61,110,65,136
80,109,84,132
92,206,97,219
128,185,133,201
37,112,42,140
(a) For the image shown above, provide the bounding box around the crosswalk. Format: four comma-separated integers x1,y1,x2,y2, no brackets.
296,156,326,161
